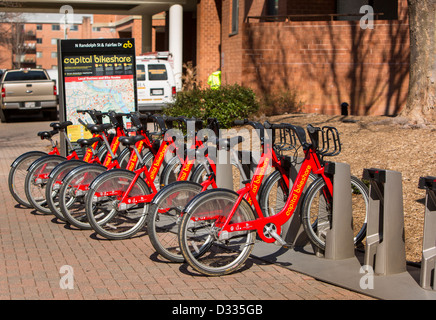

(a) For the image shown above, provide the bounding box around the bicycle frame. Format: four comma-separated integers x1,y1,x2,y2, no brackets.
93,123,219,209
215,145,333,243
115,137,203,206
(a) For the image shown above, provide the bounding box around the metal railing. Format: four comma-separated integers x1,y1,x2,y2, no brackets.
246,13,384,23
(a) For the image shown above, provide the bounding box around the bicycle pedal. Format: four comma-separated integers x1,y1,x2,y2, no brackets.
281,243,293,250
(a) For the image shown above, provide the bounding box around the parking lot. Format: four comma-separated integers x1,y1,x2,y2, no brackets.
0,118,374,301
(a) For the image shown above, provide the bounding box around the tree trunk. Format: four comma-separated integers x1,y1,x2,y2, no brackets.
400,0,436,125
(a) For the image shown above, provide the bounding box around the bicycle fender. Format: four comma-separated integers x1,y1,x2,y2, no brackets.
62,163,106,181
26,155,66,173
10,151,47,168
151,181,202,205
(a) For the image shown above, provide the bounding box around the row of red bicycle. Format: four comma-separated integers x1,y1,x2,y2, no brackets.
8,109,369,276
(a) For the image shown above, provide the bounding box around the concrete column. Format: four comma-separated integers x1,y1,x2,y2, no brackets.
169,4,183,90
141,14,152,54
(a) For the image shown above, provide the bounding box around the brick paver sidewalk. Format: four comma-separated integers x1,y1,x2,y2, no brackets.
0,120,375,301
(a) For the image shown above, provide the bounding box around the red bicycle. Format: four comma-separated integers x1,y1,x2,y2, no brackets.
8,120,78,208
177,122,368,276
57,112,163,230
83,117,224,240
23,110,128,216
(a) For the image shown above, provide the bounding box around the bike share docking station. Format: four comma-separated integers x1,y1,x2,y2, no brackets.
251,164,436,300
214,127,436,299
418,176,436,291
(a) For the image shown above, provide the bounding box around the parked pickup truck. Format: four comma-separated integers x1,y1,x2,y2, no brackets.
0,68,58,122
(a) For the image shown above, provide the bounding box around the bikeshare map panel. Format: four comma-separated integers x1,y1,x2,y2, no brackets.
59,38,137,142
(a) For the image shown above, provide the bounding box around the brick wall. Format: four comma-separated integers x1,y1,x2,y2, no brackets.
196,0,222,86
239,0,410,115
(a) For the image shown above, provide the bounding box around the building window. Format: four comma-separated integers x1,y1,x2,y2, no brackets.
51,52,57,58
36,52,43,58
267,0,278,16
52,24,60,31
51,38,58,45
36,38,42,44
336,0,398,20
36,24,42,30
70,25,78,31
230,0,239,35
369,0,398,20
92,27,101,32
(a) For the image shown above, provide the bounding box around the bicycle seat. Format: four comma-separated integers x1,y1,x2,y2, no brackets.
50,121,72,130
87,123,112,134
216,136,244,151
37,129,58,140
77,137,102,147
119,135,146,146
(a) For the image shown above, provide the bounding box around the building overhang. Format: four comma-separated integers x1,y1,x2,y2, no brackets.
1,0,195,16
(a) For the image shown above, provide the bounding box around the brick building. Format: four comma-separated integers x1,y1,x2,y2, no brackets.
0,13,166,70
197,0,410,115
1,0,411,116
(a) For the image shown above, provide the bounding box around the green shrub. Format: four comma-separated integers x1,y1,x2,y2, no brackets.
257,89,304,116
163,84,259,128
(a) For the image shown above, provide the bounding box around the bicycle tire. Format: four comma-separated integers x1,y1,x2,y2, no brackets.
300,175,369,250
147,181,203,262
190,160,248,190
159,156,182,187
45,160,87,221
8,151,47,208
43,146,135,221
179,188,256,276
258,170,317,216
85,169,151,240
24,155,67,214
58,163,107,229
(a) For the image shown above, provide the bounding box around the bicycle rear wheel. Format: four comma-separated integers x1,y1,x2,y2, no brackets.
58,164,107,229
8,151,46,208
300,175,369,250
147,181,203,262
85,169,151,240
179,189,256,276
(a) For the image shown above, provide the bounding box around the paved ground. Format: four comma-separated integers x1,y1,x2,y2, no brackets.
0,117,375,301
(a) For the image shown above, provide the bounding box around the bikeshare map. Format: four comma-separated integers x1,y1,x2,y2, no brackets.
62,48,137,141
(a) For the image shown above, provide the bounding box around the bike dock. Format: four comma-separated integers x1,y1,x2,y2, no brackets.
251,165,436,300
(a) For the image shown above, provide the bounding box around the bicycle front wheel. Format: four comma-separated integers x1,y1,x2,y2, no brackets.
147,181,203,262
24,155,67,214
179,189,256,276
85,169,151,240
8,151,47,208
45,160,86,221
300,175,369,250
58,164,107,229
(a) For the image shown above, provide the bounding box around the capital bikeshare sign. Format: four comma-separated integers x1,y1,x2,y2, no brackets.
57,38,137,145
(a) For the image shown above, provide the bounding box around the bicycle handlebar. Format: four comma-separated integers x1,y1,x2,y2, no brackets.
76,109,104,124
264,121,308,147
233,119,265,142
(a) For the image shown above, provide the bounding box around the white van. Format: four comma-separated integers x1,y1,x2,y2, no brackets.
136,52,177,112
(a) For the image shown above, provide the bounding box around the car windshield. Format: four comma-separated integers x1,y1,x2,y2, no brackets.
4,70,48,81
